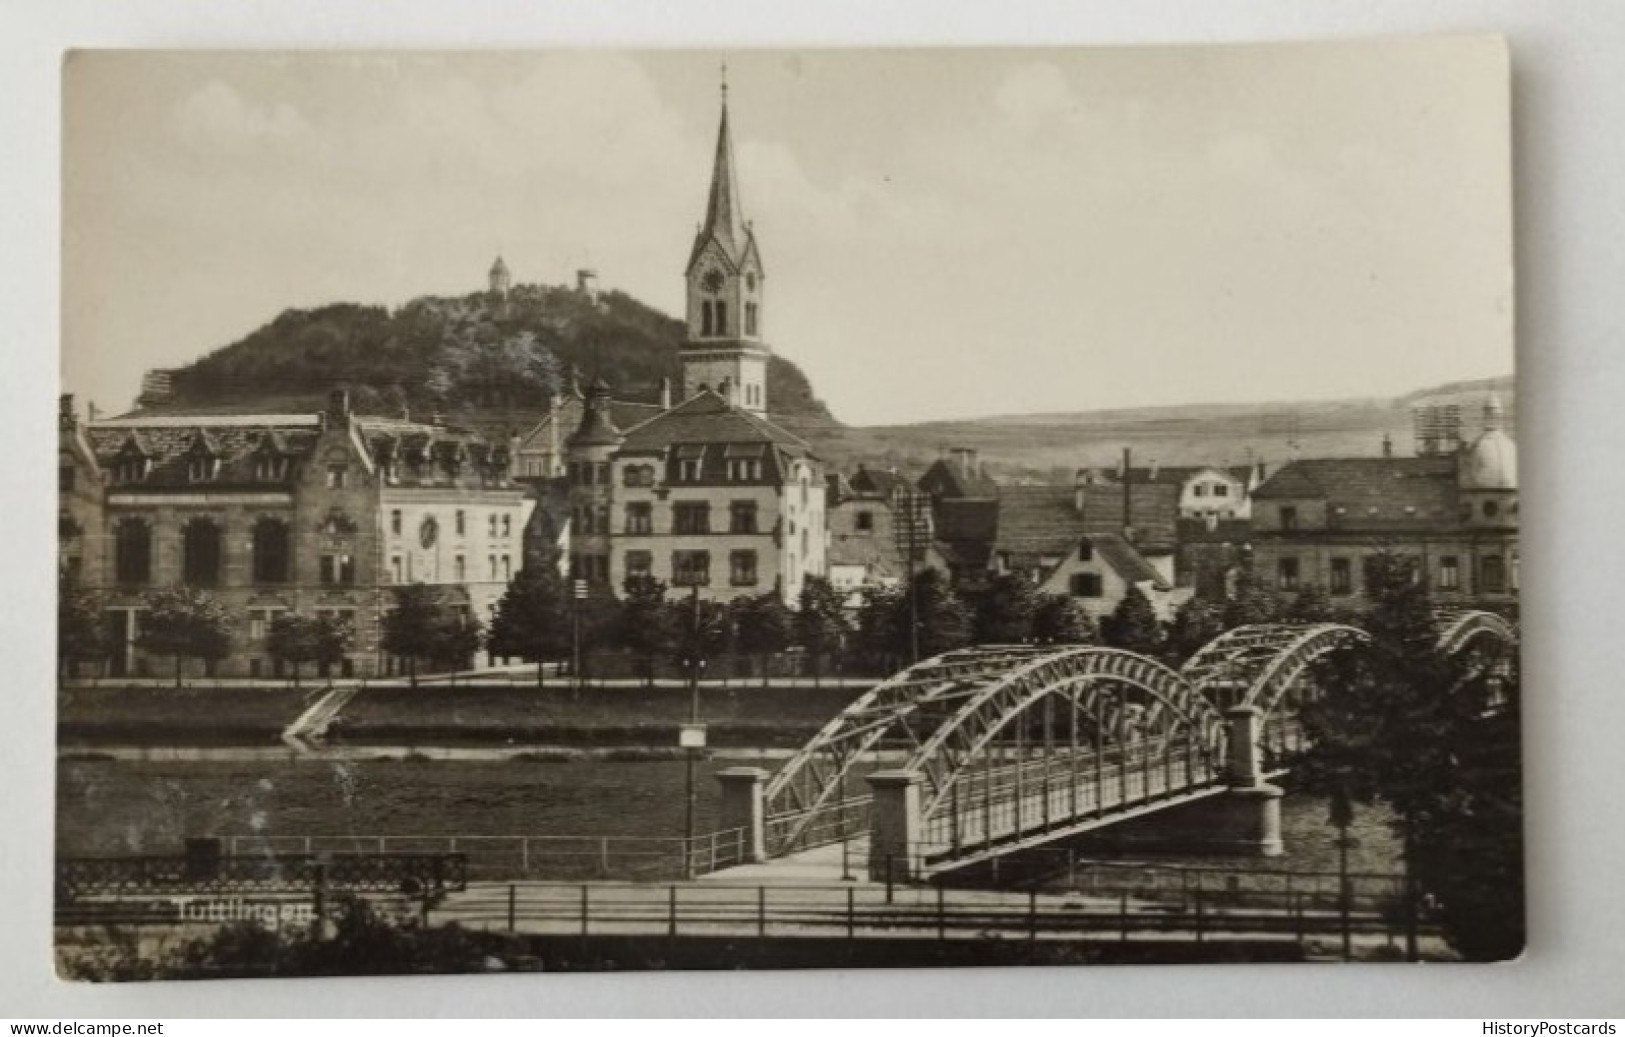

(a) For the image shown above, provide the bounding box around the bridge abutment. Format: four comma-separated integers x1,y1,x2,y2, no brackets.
866,770,922,882
715,767,768,864
1219,705,1283,856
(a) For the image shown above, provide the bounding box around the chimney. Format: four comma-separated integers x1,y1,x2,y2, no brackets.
327,388,351,427
1073,468,1089,515
949,447,978,479
1382,432,1394,458
1120,447,1133,534
88,401,99,422
719,377,733,407
1148,459,1160,482
59,394,76,432
660,377,672,410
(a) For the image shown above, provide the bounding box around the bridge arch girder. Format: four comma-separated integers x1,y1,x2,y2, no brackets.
896,648,1226,823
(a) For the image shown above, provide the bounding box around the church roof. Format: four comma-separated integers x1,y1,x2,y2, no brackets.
687,96,761,273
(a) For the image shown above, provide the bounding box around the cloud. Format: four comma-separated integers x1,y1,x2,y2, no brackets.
173,81,311,148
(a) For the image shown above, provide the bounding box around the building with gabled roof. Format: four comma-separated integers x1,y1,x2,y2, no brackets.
60,388,528,679
1250,396,1517,609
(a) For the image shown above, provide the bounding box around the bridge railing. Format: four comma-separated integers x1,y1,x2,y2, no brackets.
56,852,467,901
766,796,871,857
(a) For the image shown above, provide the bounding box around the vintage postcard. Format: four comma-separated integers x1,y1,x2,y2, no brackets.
56,40,1519,978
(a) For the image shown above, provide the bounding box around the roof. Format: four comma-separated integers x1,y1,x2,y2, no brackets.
1093,533,1171,590
992,486,1082,557
1253,456,1463,530
687,97,761,272
919,457,999,500
1460,430,1517,490
851,466,913,499
1076,482,1180,548
617,390,814,456
1176,517,1254,544
516,398,665,454
1111,465,1254,488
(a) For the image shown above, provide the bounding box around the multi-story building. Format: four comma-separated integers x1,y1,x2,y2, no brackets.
59,389,528,679
553,87,827,607
1250,396,1518,610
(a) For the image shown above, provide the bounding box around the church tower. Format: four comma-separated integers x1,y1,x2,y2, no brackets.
681,74,770,415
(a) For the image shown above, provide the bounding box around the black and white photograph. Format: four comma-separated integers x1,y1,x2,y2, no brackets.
52,41,1523,979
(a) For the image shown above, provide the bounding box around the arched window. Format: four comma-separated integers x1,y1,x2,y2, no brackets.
715,301,728,336
114,519,152,585
252,517,291,584
183,518,223,588
745,302,758,336
701,302,714,337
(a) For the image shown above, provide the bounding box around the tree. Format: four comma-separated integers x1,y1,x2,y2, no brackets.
1029,593,1096,646
265,614,352,688
731,592,791,678
971,573,1040,645
487,564,573,685
58,574,106,678
1285,583,1337,625
136,587,234,686
1100,585,1164,657
1164,594,1225,665
794,576,851,680
381,584,476,686
668,592,732,677
854,584,906,671
1297,549,1523,960
910,567,973,661
616,574,672,686
1222,565,1281,629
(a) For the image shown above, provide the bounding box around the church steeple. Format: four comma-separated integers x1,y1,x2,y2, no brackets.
681,68,769,415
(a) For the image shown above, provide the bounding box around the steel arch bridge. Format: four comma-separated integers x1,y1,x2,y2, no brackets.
754,611,1518,873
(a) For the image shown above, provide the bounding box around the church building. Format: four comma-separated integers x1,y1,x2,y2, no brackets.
560,85,826,606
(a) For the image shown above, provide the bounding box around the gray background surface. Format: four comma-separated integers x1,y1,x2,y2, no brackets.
3,0,1621,1018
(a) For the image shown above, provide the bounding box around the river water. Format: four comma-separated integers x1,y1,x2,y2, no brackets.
56,755,1402,879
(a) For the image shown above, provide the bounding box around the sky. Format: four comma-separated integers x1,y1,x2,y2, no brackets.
61,41,1513,425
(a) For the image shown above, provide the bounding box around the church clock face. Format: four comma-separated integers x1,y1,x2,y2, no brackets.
701,268,726,294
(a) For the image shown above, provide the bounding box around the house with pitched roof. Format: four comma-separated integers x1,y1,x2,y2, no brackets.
61,388,528,679
1250,396,1517,609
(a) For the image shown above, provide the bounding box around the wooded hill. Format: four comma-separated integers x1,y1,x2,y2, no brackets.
151,283,835,425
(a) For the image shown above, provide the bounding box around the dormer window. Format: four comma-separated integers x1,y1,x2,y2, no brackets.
114,457,150,485
725,443,765,482
254,455,289,481
188,456,220,483
676,445,706,482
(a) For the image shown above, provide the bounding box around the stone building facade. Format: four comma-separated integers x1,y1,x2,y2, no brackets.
59,389,528,679
1249,397,1518,611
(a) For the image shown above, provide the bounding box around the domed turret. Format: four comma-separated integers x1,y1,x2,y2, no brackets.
488,255,511,296
1459,395,1517,491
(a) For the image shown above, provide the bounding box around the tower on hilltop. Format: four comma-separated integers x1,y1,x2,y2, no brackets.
681,70,769,415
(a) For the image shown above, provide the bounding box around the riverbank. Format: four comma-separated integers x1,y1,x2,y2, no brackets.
58,682,871,749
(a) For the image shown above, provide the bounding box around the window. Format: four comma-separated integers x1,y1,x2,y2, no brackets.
701,300,714,337
1439,556,1461,591
247,607,284,642
455,510,466,536
391,510,402,536
183,519,223,588
595,463,610,485
1194,484,1208,498
623,464,656,488
1483,500,1500,518
320,553,355,586
1214,484,1229,498
673,550,711,586
489,514,498,538
594,506,610,536
745,302,758,337
114,519,152,585
1069,572,1103,598
625,503,653,535
489,555,498,581
855,511,874,533
187,456,218,483
1330,557,1352,595
454,555,466,582
674,502,711,535
502,555,512,580
625,550,653,579
326,465,347,489
1482,555,1506,593
251,518,291,584
1511,551,1520,591
1279,506,1298,532
715,301,728,336
1277,557,1300,591
729,500,758,534
501,515,512,537
727,458,762,481
676,445,706,482
730,550,758,586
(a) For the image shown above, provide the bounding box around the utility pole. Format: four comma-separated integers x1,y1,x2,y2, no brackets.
907,488,921,664
571,578,587,694
680,580,707,877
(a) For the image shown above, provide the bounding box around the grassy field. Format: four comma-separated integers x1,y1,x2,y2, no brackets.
56,683,870,748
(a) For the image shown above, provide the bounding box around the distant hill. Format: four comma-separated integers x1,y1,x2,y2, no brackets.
145,284,836,426
811,374,1516,483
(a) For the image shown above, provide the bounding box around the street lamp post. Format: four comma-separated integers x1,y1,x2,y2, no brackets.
571,578,587,695
678,580,708,877
1329,788,1358,961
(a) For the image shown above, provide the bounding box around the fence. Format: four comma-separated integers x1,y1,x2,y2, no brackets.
218,830,752,882
56,851,467,901
436,879,1425,954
